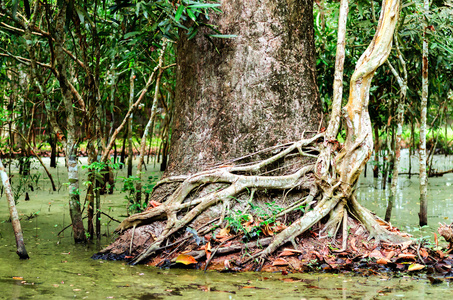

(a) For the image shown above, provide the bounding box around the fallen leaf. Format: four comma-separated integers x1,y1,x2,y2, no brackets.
434,233,438,247
12,277,23,280
397,253,416,260
272,258,289,266
436,250,445,259
376,258,390,265
369,250,384,259
420,248,429,259
279,251,297,257
385,250,396,259
175,254,197,265
216,227,230,239
408,263,425,272
148,201,161,208
400,241,412,251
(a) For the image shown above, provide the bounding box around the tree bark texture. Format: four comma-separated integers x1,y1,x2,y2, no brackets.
168,0,322,175
0,158,29,259
54,4,86,243
419,0,429,226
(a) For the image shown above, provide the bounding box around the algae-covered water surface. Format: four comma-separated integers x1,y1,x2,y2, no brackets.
1,154,453,299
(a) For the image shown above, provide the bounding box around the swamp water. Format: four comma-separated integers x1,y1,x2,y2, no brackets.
1,152,453,299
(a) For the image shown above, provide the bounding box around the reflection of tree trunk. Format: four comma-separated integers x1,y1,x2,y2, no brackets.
120,128,127,168
0,158,29,259
50,132,57,168
373,124,380,178
86,142,96,240
385,35,408,221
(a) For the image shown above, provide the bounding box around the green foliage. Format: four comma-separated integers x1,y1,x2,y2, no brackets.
225,201,284,241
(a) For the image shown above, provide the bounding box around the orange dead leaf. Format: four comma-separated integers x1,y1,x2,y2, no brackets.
12,277,23,280
376,258,390,265
408,263,425,272
400,241,412,251
279,251,297,257
398,253,416,260
434,233,438,247
419,248,429,259
385,250,396,259
175,254,197,265
216,227,230,239
272,258,289,266
369,250,384,259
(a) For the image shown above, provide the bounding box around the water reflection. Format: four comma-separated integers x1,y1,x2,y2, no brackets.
1,153,453,299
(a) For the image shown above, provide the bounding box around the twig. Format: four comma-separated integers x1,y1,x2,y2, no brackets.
204,235,238,272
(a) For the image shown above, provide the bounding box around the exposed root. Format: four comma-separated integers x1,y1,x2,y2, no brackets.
99,132,410,268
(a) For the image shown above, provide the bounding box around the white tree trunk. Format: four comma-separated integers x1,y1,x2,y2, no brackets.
419,0,429,226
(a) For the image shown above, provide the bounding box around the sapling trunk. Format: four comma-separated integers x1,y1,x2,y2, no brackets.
0,158,29,259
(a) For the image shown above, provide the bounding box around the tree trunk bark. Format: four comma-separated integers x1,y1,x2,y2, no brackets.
419,0,429,226
168,0,322,175
127,69,135,177
54,5,86,243
0,158,29,259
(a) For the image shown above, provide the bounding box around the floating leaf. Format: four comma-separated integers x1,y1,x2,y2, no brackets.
175,254,197,265
408,263,425,271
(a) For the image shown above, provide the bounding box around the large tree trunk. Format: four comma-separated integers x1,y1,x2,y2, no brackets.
167,0,322,175
97,0,410,268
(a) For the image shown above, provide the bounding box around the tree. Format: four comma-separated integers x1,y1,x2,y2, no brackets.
99,0,410,268
167,0,322,175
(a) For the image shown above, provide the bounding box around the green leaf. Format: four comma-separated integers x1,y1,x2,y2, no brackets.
208,34,237,39
175,5,184,22
186,8,196,21
188,3,221,8
124,31,141,39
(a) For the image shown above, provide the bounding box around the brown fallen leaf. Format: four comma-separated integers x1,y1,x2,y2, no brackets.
385,250,396,259
279,251,297,257
216,227,230,239
436,250,445,259
408,263,425,272
376,258,390,265
369,250,384,259
272,258,289,266
397,253,416,260
419,248,429,259
175,254,197,265
400,241,412,251
148,201,161,208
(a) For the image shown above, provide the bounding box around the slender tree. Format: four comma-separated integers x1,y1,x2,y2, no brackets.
419,0,429,226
